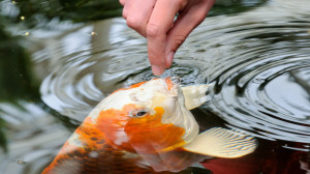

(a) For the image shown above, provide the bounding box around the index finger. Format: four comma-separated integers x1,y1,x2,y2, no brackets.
146,0,187,75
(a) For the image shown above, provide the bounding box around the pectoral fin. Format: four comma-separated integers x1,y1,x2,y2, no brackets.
183,127,257,158
181,84,210,110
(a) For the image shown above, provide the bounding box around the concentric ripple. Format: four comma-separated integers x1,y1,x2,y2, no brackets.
39,0,310,151
186,0,310,149
39,27,209,121
208,52,310,143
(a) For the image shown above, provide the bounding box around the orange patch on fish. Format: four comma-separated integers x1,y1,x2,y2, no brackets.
42,118,106,174
95,104,136,152
128,81,147,89
165,77,174,91
43,104,188,174
96,104,186,153
125,107,186,153
75,117,106,150
112,81,148,94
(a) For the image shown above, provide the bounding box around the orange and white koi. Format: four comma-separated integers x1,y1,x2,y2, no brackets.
42,78,256,174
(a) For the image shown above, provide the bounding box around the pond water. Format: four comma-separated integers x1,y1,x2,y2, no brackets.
0,0,309,173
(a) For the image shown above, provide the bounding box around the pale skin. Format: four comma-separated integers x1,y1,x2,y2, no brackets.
119,0,215,75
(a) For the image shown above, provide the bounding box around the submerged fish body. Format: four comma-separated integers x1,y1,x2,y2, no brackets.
42,78,256,174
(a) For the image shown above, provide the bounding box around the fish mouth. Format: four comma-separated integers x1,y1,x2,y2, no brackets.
160,77,200,146
162,77,180,95
169,76,181,85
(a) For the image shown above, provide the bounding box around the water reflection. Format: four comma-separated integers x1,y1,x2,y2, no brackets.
0,102,70,174
0,0,310,173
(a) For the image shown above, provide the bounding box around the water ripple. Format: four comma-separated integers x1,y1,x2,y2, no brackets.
38,1,310,151
190,2,310,148
40,46,209,121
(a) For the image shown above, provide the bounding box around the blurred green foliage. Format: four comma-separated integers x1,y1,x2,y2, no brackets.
5,0,122,27
0,26,39,102
2,0,267,28
210,0,267,16
0,15,39,152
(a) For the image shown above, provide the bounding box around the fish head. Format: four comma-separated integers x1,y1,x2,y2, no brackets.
90,78,199,154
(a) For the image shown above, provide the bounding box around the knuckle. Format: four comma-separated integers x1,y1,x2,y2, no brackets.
171,34,186,50
126,16,147,35
146,24,161,38
126,16,141,29
174,34,186,45
174,34,186,41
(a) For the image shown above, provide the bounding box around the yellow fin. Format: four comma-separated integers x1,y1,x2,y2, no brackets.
183,127,257,158
181,84,210,110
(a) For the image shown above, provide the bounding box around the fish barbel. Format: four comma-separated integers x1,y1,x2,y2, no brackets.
42,78,256,174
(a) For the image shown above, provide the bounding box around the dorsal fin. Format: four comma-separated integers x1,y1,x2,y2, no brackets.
183,127,257,158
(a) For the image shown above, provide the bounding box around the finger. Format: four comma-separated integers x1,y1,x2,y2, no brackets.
125,0,156,36
119,0,126,5
147,0,188,75
165,0,215,67
122,5,128,19
122,0,130,19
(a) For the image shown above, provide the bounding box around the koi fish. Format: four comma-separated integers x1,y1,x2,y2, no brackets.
42,78,256,174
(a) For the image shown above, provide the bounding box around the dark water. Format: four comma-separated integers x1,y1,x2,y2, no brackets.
0,0,310,173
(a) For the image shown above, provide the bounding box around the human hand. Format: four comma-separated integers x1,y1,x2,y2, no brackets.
119,0,215,75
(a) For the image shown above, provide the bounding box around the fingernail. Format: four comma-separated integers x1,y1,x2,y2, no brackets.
152,65,165,76
166,52,174,68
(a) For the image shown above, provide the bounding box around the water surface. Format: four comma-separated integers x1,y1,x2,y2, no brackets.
0,0,310,173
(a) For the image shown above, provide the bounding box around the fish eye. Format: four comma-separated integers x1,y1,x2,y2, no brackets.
136,111,147,117
129,110,148,117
